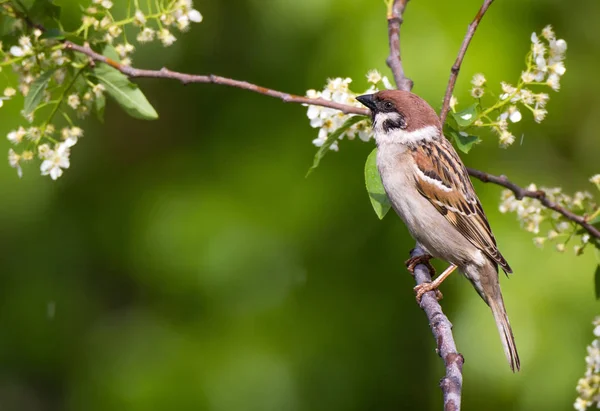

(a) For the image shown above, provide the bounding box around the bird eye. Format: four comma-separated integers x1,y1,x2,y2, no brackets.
383,101,394,110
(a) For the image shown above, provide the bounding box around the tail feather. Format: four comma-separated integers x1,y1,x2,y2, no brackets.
489,295,520,372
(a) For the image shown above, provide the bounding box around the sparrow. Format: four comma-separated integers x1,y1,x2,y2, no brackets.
356,90,520,372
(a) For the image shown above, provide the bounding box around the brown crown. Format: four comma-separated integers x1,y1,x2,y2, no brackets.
374,90,442,133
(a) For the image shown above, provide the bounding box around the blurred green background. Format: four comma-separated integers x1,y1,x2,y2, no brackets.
1,0,600,410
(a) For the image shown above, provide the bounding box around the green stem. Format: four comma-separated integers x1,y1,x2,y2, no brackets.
0,55,27,67
42,65,88,130
33,100,59,113
61,111,74,126
588,208,600,222
111,10,164,27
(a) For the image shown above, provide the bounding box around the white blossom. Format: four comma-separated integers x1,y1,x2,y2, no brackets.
449,96,458,112
542,25,555,41
93,0,113,9
92,84,105,98
534,93,550,108
158,29,176,46
471,87,484,99
134,10,147,26
7,127,26,144
82,16,99,29
188,9,203,23
471,73,486,87
521,71,536,83
547,73,561,91
26,127,41,141
533,108,547,123
10,46,25,57
499,130,515,147
305,73,381,151
8,149,22,178
67,94,81,109
574,398,591,411
366,70,382,84
137,28,155,43
99,16,111,29
40,143,71,180
575,319,600,410
507,106,522,123
61,127,83,146
107,25,122,39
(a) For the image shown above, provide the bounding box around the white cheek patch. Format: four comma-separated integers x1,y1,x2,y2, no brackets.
373,112,402,134
373,110,439,145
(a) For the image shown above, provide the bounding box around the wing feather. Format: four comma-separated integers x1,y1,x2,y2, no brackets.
412,137,512,273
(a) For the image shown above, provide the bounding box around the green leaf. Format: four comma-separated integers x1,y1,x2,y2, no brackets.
365,148,392,220
452,103,479,128
449,130,481,154
594,265,600,300
23,68,56,116
94,93,106,123
29,0,61,22
40,28,65,40
0,14,13,37
306,115,366,176
92,46,158,120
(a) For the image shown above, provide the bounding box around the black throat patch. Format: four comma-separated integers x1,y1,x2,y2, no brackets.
382,115,407,132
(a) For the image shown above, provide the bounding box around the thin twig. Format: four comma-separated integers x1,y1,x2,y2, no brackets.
386,0,413,91
63,42,369,117
439,0,494,123
411,246,463,411
468,168,600,239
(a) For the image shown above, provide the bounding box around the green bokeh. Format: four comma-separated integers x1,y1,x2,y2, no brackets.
1,0,599,410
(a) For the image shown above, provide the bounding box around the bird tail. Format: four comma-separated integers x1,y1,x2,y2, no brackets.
488,291,520,372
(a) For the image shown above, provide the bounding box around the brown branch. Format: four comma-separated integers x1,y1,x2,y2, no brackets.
386,0,413,91
410,246,463,411
62,41,369,117
439,0,494,124
468,168,600,239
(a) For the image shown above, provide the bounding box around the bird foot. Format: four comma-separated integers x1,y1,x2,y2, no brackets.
405,254,436,276
414,282,444,303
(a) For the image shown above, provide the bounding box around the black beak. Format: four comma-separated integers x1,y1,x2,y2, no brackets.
356,94,377,111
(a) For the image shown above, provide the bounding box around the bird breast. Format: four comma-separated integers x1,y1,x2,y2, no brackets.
376,144,484,268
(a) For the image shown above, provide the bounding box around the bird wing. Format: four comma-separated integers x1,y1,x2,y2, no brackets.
410,137,512,273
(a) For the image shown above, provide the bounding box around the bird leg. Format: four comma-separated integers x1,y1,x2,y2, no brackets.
414,264,457,303
405,253,436,276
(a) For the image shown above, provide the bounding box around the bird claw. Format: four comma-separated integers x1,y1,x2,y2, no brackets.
405,254,436,276
414,282,444,303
